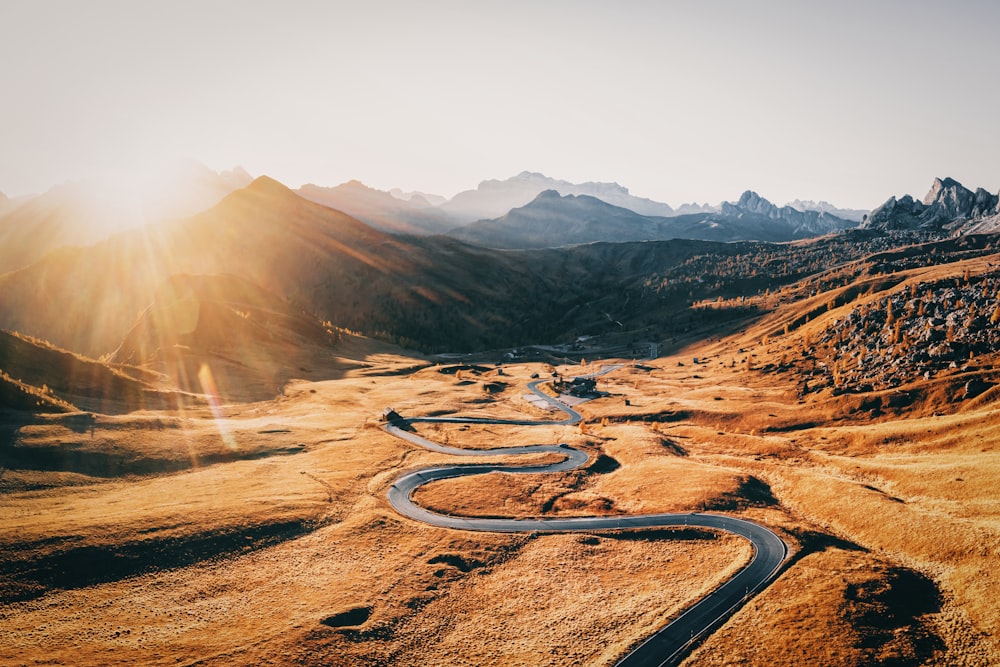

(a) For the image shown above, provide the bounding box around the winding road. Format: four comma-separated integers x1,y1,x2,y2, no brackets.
384,368,788,666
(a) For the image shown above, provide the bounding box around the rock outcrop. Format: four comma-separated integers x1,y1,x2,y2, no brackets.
863,177,1000,233
716,191,857,238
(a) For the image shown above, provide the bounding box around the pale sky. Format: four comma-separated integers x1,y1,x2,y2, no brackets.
2,0,998,209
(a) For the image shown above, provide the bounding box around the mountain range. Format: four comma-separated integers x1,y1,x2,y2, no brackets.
0,177,553,358
0,175,785,373
439,171,677,222
448,188,857,248
1,166,869,261
10,169,997,274
297,180,457,235
1,169,998,409
786,199,867,222
286,171,867,248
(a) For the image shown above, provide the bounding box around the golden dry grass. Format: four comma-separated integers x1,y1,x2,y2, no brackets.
685,548,957,667
413,424,758,518
0,342,758,666
3,288,1000,667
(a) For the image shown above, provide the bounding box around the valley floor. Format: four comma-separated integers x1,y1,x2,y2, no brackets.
1,328,998,666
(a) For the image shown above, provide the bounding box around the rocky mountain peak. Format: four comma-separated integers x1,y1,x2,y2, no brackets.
535,189,563,200
720,190,780,219
246,176,291,194
513,171,550,182
737,190,776,214
923,177,975,215
923,177,965,205
864,177,1000,232
336,179,377,193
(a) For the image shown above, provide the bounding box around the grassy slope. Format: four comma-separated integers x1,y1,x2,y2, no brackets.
0,329,179,414
2,246,1000,665
111,273,343,402
0,346,755,667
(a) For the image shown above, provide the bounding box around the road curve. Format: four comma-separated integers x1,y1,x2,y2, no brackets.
384,370,788,666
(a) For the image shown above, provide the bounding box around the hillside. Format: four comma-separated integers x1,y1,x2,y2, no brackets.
112,273,341,402
0,329,177,414
735,234,1000,411
3,238,1000,664
1,206,1000,665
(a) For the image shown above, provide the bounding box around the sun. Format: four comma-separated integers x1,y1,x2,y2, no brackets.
82,156,239,230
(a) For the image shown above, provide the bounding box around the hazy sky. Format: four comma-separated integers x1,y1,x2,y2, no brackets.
3,0,999,209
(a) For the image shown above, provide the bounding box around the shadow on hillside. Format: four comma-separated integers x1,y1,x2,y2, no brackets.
1,439,306,479
788,529,868,564
774,529,945,664
0,415,25,449
847,566,944,664
633,306,767,363
0,408,310,481
701,475,778,511
0,519,321,604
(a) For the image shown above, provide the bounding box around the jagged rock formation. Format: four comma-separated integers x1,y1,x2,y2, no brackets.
862,177,1000,233
718,191,856,238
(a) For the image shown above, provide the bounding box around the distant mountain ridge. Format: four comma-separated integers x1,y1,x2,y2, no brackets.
717,191,857,238
297,180,456,235
389,188,447,207
447,190,669,248
448,188,857,249
673,202,719,215
440,171,676,222
862,177,1000,233
786,199,867,223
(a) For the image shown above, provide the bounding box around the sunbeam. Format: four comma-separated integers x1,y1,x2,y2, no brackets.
198,363,237,451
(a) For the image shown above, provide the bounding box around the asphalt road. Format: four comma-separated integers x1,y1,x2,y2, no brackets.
384,366,788,666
